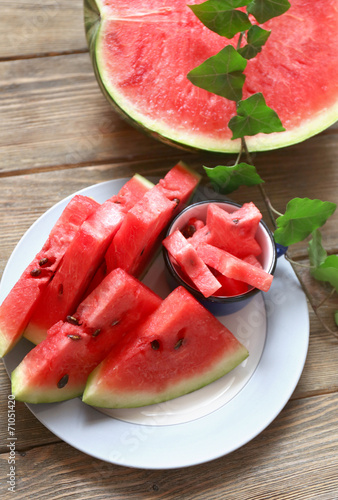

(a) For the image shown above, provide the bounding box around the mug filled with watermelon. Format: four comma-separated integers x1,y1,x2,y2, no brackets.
163,200,277,315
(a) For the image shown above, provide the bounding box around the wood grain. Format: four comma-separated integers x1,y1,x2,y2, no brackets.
0,1,87,58
0,393,337,499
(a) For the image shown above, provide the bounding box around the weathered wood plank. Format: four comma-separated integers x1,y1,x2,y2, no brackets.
0,0,87,58
0,53,186,174
0,393,337,499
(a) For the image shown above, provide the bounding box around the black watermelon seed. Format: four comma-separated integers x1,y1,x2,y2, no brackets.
67,334,81,341
151,340,160,351
92,329,101,337
232,218,239,224
57,374,69,389
111,319,120,327
38,257,49,266
30,268,41,277
66,315,80,326
175,338,184,350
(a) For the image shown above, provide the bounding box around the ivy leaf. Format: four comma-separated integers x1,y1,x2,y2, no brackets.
238,25,271,60
204,163,264,194
188,0,252,39
187,45,247,102
274,198,337,246
247,0,291,24
312,255,338,293
228,92,285,139
308,229,327,275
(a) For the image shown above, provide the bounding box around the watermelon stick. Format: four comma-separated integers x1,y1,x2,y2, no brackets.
196,243,273,293
163,229,222,297
0,195,100,357
11,269,162,404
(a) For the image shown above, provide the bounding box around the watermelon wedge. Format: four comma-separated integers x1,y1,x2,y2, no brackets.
23,200,125,345
104,162,201,278
23,175,153,345
206,202,262,258
85,0,338,153
11,269,162,403
0,195,99,357
162,229,221,298
82,286,248,408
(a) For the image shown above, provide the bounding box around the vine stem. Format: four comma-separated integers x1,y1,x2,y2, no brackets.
241,137,338,339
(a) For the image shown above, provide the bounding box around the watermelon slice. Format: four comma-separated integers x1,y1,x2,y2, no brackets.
206,202,262,258
196,243,273,293
0,195,99,357
85,0,338,153
11,269,162,403
23,200,125,345
109,173,154,210
163,229,221,298
23,175,153,345
82,286,249,408
104,162,201,277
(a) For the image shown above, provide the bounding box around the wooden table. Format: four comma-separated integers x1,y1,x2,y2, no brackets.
0,2,337,498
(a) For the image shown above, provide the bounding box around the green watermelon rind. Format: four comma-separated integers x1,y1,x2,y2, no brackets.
84,0,338,154
82,343,248,408
11,363,84,404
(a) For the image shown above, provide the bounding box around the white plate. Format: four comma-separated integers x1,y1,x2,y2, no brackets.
1,179,309,469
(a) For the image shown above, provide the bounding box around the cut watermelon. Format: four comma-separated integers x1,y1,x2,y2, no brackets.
104,162,201,277
23,200,125,345
109,173,154,211
0,195,99,357
82,286,248,408
212,273,249,297
206,202,262,258
196,243,273,293
85,0,338,153
23,175,153,345
11,269,162,403
163,229,221,298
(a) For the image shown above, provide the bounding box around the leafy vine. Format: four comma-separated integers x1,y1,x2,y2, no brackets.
187,0,338,337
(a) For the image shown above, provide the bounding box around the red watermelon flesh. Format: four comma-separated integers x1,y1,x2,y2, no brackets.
88,0,338,153
212,272,249,297
11,269,162,403
104,163,200,278
82,286,249,408
24,200,125,345
0,195,99,357
163,229,221,297
196,243,273,292
105,187,177,277
206,203,262,258
156,162,201,211
108,173,154,211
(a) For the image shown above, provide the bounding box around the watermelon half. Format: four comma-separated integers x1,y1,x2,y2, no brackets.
85,0,338,153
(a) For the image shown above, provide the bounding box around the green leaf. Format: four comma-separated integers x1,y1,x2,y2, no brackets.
274,198,337,246
188,0,252,39
335,311,338,327
238,25,271,60
204,163,264,194
228,93,285,139
308,229,327,275
187,45,247,102
312,255,338,293
247,0,291,24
